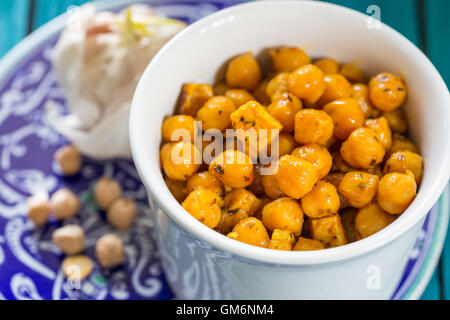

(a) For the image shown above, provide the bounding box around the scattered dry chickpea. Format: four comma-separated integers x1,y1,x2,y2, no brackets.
338,171,379,208
50,188,80,220
293,237,325,251
95,234,125,269
262,197,304,236
355,203,395,239
182,187,223,228
301,181,340,218
226,52,262,91
107,198,137,231
62,255,93,281
52,224,85,255
94,176,122,210
227,217,270,248
289,64,326,104
54,145,82,176
369,72,406,111
377,171,417,214
27,193,50,226
270,47,311,73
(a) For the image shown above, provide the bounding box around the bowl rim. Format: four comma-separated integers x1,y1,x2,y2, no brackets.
130,0,450,265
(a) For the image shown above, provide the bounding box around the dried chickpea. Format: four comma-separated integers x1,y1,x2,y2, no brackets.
107,198,137,230
176,83,213,116
164,177,187,202
27,193,50,226
322,172,350,209
228,217,270,248
355,203,395,239
50,188,80,220
277,133,297,157
261,172,285,199
382,108,408,134
267,92,302,133
351,83,380,118
275,155,320,199
197,96,236,131
323,98,365,140
301,181,340,218
94,177,122,210
364,116,392,150
314,58,340,74
384,151,424,184
292,144,332,179
162,141,201,181
186,171,224,197
262,197,304,236
316,74,352,106
369,72,406,111
289,64,326,104
226,52,261,91
52,224,85,255
269,47,311,73
62,255,93,281
294,109,334,145
248,164,265,197
340,208,358,243
95,234,125,268
293,237,325,251
182,188,223,228
268,229,296,251
266,72,290,97
252,80,271,105
339,63,364,83
338,171,379,208
161,115,197,142
340,127,386,169
213,82,230,95
389,133,419,155
54,145,82,176
208,150,254,188
225,89,255,107
377,171,417,214
216,188,262,233
308,214,347,247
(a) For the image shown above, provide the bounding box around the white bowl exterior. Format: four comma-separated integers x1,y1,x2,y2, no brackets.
131,1,450,299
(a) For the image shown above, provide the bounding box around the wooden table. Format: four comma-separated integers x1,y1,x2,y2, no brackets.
0,0,448,300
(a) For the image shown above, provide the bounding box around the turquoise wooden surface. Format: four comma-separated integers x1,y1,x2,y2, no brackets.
0,0,448,300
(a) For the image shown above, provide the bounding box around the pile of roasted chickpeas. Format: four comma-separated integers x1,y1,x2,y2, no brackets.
27,145,137,280
160,46,423,251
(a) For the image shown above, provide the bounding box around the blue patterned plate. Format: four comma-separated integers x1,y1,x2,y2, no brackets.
0,0,447,300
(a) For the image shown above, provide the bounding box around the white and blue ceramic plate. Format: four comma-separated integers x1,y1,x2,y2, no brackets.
0,0,448,300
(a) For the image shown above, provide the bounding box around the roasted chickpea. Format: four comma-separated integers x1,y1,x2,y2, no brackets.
248,164,265,197
322,172,351,209
292,143,332,179
94,177,122,210
364,116,392,150
270,47,311,73
107,198,137,230
228,217,270,248
54,145,82,176
161,115,197,142
301,181,340,218
186,171,224,197
95,234,125,268
314,58,340,74
226,52,262,91
208,150,254,188
162,141,201,181
382,108,408,134
254,196,271,220
316,74,352,106
351,83,380,118
289,64,326,104
340,208,358,243
225,89,255,107
182,187,223,228
377,171,417,214
252,80,271,105
355,203,395,239
213,82,230,95
267,92,302,133
338,171,379,208
266,72,290,97
52,224,85,255
164,177,187,202
27,193,50,226
369,72,406,111
389,133,419,155
384,151,424,184
339,63,364,83
340,128,385,169
323,98,365,140
330,151,354,173
275,155,320,199
159,142,173,166
268,229,296,251
293,237,325,251
277,133,297,157
308,214,347,247
50,188,80,220
197,96,236,131
261,172,285,199
262,197,304,236
176,83,213,116
294,109,334,145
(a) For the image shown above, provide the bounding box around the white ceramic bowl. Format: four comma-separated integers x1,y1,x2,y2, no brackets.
130,0,450,299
